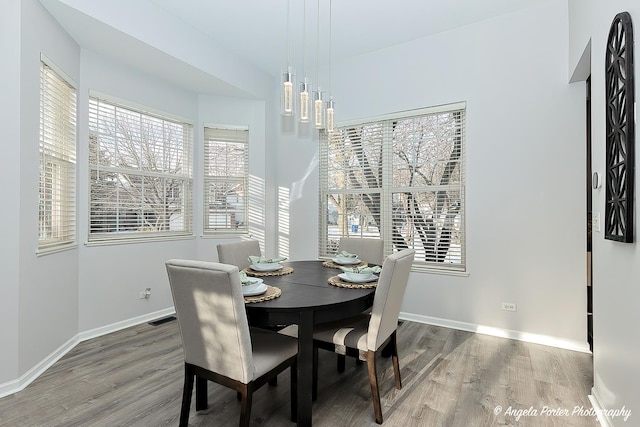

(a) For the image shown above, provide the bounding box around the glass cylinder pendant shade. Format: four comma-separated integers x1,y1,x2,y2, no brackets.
281,67,295,116
314,89,324,129
299,80,310,123
326,98,335,133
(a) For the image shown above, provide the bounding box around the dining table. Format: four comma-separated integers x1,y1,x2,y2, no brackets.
242,259,377,427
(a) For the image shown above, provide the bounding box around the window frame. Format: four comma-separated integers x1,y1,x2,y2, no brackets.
87,92,193,244
38,56,77,253
319,102,467,273
202,124,250,236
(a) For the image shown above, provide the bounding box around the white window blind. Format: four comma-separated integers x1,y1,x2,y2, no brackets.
39,60,77,250
88,96,193,242
203,126,249,234
319,103,466,272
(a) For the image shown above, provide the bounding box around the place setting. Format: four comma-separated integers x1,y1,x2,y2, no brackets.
328,265,382,289
243,255,294,277
323,250,369,269
240,270,282,303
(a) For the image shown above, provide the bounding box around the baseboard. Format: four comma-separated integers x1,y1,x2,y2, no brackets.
588,389,612,427
399,312,591,353
0,307,175,399
77,307,176,342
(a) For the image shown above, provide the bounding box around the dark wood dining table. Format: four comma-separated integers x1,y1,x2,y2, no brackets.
244,260,376,427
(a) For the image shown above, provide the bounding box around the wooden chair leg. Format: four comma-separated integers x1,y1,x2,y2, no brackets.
195,376,208,410
312,346,318,401
390,331,402,389
179,364,195,427
337,354,346,372
366,350,383,424
290,362,298,422
239,384,251,427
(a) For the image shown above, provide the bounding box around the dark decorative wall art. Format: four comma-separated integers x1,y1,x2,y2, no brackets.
605,12,635,243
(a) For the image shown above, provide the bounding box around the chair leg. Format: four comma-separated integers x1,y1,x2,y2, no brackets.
195,376,208,410
290,361,298,422
179,364,195,427
390,331,402,389
312,346,318,401
366,350,383,424
239,384,251,427
337,354,346,372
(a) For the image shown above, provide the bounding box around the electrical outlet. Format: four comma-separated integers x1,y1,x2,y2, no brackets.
502,302,517,312
593,212,601,232
139,288,151,299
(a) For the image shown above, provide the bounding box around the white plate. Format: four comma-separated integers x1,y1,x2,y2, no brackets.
250,263,283,272
241,278,264,286
242,283,268,296
332,257,361,265
338,273,378,283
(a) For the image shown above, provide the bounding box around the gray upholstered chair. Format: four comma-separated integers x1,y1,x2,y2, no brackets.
312,248,414,424
216,239,262,271
338,237,385,266
165,259,298,427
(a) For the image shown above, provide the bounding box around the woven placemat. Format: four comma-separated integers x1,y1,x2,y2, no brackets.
244,285,282,303
243,266,294,277
322,260,368,269
328,276,378,289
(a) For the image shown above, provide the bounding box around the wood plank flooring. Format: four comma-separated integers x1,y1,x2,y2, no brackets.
0,320,598,426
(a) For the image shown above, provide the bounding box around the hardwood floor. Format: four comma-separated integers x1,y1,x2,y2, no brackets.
0,320,598,426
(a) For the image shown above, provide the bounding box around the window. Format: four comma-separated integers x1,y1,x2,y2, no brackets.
88,94,193,242
319,102,466,272
203,126,249,234
39,59,77,251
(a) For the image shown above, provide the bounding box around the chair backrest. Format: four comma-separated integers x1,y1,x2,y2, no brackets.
165,259,254,384
216,240,262,270
338,237,385,266
367,248,415,351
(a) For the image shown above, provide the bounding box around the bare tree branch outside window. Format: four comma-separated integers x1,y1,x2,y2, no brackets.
320,105,465,270
88,98,193,241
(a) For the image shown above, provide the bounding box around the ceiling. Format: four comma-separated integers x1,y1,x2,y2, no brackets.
42,0,543,95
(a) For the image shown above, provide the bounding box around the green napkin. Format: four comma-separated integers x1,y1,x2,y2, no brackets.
248,255,288,264
340,265,382,275
337,250,358,258
239,270,260,286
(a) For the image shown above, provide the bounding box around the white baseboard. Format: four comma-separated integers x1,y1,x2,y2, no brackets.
0,307,175,399
399,312,591,353
589,389,612,427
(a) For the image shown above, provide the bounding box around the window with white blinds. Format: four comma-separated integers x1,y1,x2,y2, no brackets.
319,102,466,272
88,96,193,242
39,60,77,251
203,126,249,234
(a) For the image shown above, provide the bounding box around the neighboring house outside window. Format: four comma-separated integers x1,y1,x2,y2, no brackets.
39,58,77,251
203,126,249,235
319,102,466,272
88,94,193,242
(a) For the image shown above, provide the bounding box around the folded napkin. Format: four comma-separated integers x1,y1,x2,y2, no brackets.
248,255,288,264
337,250,358,258
340,265,382,275
239,270,259,285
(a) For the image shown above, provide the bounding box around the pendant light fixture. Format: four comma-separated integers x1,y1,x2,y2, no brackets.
299,0,310,123
281,0,295,116
325,0,335,133
313,0,325,129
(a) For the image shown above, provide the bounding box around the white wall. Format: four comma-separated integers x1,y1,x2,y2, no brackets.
0,0,22,387
280,1,589,349
77,50,199,332
17,0,81,378
569,1,640,424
